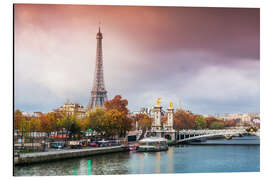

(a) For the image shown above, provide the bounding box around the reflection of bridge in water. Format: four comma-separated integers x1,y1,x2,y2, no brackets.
177,129,250,143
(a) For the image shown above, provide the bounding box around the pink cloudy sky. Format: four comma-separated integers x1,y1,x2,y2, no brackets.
14,4,260,114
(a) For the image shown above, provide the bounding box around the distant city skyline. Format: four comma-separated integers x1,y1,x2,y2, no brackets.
14,5,260,114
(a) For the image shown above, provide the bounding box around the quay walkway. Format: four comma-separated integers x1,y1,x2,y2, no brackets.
14,146,129,165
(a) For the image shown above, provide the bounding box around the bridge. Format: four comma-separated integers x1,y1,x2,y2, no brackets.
177,129,248,143
249,130,260,137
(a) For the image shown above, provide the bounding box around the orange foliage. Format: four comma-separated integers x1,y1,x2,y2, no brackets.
104,95,129,115
173,109,195,130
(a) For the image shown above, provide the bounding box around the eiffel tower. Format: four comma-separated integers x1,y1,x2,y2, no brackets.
89,26,108,109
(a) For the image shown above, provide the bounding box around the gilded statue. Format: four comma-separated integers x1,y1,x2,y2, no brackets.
169,102,173,109
156,97,161,106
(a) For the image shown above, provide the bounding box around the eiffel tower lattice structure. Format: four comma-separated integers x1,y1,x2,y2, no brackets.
89,26,108,109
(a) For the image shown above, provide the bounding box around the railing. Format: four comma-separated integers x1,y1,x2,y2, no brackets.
177,129,247,142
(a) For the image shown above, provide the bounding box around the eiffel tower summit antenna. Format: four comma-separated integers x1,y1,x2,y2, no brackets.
98,21,101,32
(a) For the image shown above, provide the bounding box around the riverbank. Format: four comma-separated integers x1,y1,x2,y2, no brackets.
14,145,129,165
14,136,260,175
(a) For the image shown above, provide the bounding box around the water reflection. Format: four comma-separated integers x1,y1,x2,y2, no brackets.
139,153,144,174
167,147,174,173
14,136,260,176
155,152,160,173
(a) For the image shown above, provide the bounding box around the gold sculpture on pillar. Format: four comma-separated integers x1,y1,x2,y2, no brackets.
156,97,161,106
169,102,173,109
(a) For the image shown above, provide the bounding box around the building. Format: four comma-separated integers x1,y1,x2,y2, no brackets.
88,27,108,109
214,113,260,126
54,102,86,119
22,112,42,119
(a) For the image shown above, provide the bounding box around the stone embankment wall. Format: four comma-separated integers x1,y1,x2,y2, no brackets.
14,146,129,165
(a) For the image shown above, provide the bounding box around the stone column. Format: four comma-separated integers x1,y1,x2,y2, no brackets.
153,106,162,131
164,102,174,130
167,108,174,130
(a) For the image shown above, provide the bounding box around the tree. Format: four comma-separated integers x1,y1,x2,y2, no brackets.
209,121,225,129
205,116,225,129
104,95,129,115
114,112,133,137
69,116,81,139
40,114,51,138
161,116,168,127
88,108,107,135
205,116,218,128
104,95,132,137
173,109,195,130
134,113,153,140
135,113,153,132
62,114,72,132
47,112,58,132
80,117,89,132
14,109,23,131
104,109,122,137
195,115,207,129
30,117,41,133
224,120,236,128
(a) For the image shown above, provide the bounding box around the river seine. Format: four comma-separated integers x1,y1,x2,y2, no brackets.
14,136,259,176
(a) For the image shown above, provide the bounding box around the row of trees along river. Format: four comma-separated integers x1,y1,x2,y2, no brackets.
14,95,239,143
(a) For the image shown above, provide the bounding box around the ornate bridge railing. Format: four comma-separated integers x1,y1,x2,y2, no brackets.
177,129,247,143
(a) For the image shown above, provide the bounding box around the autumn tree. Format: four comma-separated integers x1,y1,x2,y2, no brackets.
205,116,225,129
104,109,123,137
29,117,41,133
173,109,195,130
104,95,129,115
46,112,59,132
29,117,41,141
135,113,153,139
14,109,23,131
224,120,236,128
40,113,52,138
161,116,168,127
135,114,153,131
80,117,89,132
104,95,132,137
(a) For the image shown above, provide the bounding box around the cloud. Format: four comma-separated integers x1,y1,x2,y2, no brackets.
14,5,260,114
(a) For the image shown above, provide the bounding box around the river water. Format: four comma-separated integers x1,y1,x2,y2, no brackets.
14,136,260,176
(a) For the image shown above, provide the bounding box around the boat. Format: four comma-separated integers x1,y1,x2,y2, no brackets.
137,137,168,152
128,144,138,152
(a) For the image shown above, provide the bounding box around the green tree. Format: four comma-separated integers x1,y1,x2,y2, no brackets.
205,116,219,128
195,115,207,129
69,116,81,139
88,108,107,135
209,121,225,129
104,109,120,137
